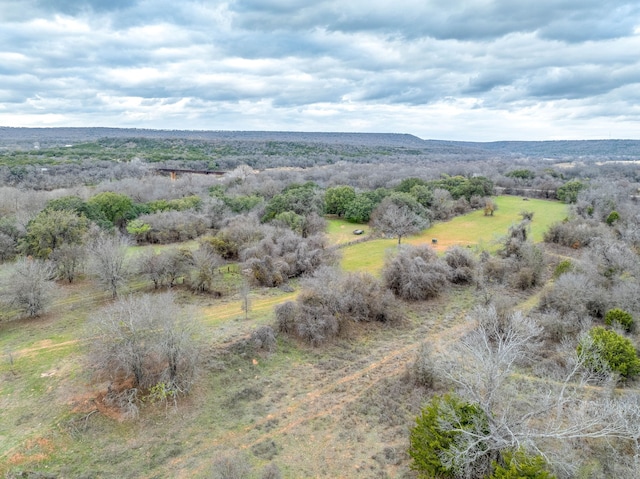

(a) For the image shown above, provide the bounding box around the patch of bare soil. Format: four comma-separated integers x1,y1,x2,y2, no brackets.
7,437,54,469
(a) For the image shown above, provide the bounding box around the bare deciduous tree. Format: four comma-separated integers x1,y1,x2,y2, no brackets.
88,233,129,298
371,197,429,245
3,257,56,317
188,247,223,293
50,242,85,283
240,278,251,320
136,249,167,289
432,305,640,477
162,247,190,288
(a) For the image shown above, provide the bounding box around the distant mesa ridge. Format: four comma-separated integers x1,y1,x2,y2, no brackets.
0,127,425,146
0,127,639,158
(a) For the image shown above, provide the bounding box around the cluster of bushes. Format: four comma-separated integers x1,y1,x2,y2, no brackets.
541,237,640,322
242,231,336,287
383,245,451,300
578,325,640,379
478,220,546,290
544,218,607,248
0,165,499,270
275,267,400,345
409,393,556,478
275,244,483,346
127,210,209,244
324,176,493,224
262,182,324,222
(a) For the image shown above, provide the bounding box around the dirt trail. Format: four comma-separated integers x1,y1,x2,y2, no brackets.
11,290,296,360
168,311,475,479
15,339,81,357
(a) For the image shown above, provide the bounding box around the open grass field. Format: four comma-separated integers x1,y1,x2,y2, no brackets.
1,195,568,477
337,196,567,274
325,217,370,245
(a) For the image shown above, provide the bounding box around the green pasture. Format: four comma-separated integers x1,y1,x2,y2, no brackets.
326,217,369,245
337,196,568,275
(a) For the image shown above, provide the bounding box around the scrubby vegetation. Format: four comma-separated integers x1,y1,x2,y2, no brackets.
2,129,640,478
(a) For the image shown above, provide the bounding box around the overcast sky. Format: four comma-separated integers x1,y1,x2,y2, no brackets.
1,0,639,141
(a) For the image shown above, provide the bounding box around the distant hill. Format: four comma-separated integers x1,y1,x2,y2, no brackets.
438,139,640,159
1,127,639,159
0,127,427,148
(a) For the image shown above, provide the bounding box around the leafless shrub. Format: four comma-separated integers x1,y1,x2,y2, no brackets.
514,241,545,289
383,244,450,300
499,220,530,259
608,281,640,319
275,301,297,335
103,387,139,420
276,267,400,345
242,228,337,287
445,245,476,284
201,196,231,229
304,267,400,324
586,238,640,280
520,210,535,221
494,223,545,290
245,255,289,287
540,272,597,317
251,326,277,353
251,439,279,460
431,188,455,220
3,256,56,317
188,247,223,293
88,233,129,298
260,463,282,479
409,342,436,388
220,214,265,251
136,210,209,244
293,300,341,346
210,451,252,479
88,292,199,396
544,219,608,248
481,256,513,284
300,212,327,237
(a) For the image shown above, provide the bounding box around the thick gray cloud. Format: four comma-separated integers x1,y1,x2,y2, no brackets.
0,0,639,140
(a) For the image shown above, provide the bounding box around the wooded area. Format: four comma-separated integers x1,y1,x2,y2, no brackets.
1,129,640,478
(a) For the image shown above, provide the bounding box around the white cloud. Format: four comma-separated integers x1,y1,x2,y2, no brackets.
0,0,639,140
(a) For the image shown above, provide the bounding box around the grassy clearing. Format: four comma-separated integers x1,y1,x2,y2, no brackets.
126,239,200,259
326,217,369,245
0,272,298,474
411,196,567,249
340,196,567,274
